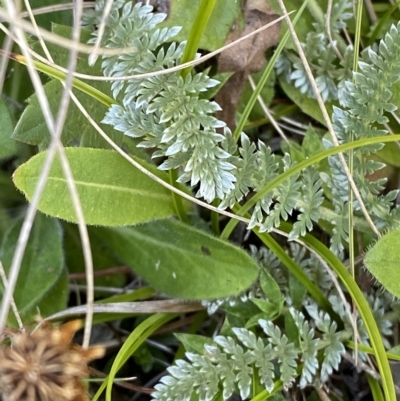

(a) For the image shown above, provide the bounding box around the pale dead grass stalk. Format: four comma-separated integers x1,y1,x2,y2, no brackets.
7,13,290,82
0,33,13,94
0,8,135,56
326,0,343,59
0,0,95,348
0,261,23,330
22,0,99,348
0,2,95,22
0,0,65,333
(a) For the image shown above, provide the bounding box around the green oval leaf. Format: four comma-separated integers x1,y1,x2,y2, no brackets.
174,333,213,354
97,219,259,300
13,148,190,226
0,97,17,160
364,228,400,298
0,214,66,325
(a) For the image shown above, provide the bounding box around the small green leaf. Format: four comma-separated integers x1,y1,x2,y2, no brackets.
289,274,307,308
0,214,66,325
0,97,16,159
364,228,400,298
250,298,281,320
96,219,259,299
284,310,300,346
259,268,282,304
302,126,324,157
13,148,190,226
174,333,213,354
245,312,277,329
222,301,261,318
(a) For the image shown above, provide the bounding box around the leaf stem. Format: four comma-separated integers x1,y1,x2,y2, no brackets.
179,0,217,77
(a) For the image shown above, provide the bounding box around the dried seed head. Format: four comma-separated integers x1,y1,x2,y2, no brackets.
0,320,105,401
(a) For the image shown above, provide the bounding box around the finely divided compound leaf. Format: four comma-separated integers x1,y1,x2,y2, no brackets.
0,213,66,325
364,228,400,298
96,219,259,299
13,148,190,226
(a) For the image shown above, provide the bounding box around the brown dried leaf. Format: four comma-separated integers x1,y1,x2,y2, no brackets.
216,0,281,129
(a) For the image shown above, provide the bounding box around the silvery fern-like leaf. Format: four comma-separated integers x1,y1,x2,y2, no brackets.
330,0,353,31
257,154,300,232
81,0,126,30
250,152,299,232
329,198,348,256
326,22,400,252
290,167,324,240
303,253,333,292
260,174,301,232
91,1,238,202
212,337,254,399
276,0,353,102
221,128,238,158
252,142,279,192
233,328,275,391
247,143,280,229
219,133,258,209
305,304,345,381
259,320,298,388
103,103,166,148
366,293,393,349
290,309,319,388
206,344,237,399
328,295,371,360
320,322,345,382
151,309,353,400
